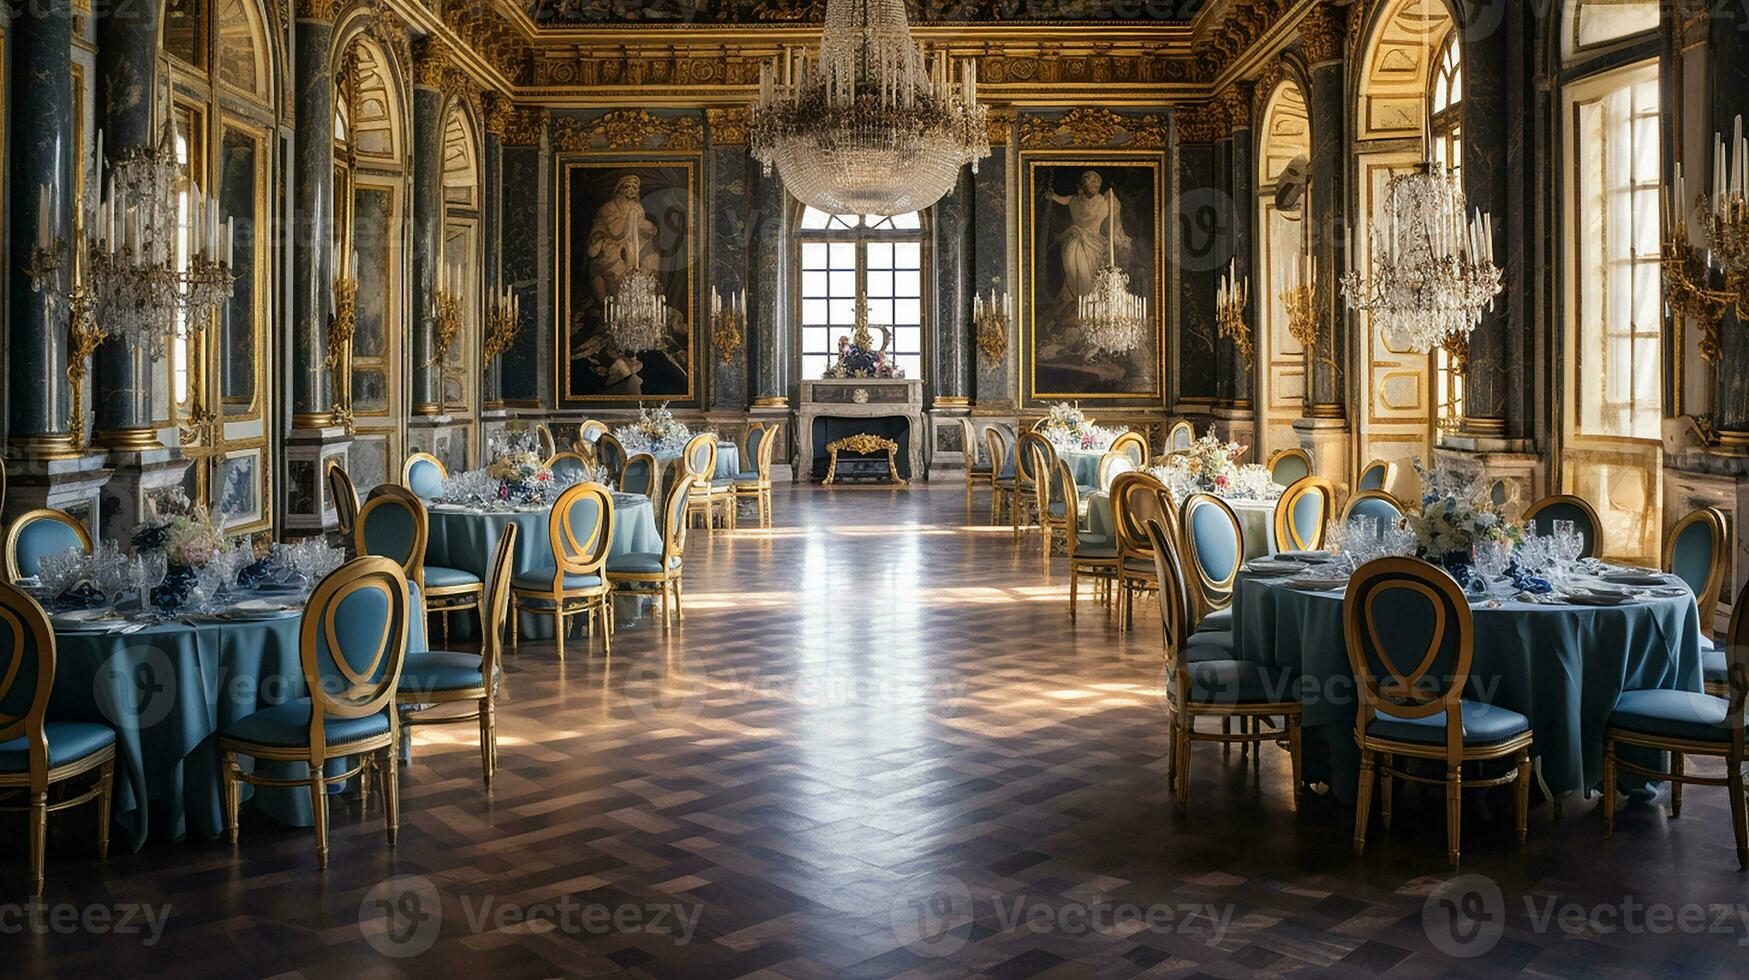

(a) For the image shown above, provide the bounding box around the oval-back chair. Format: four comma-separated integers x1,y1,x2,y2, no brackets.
353,486,430,596
532,423,558,459
594,432,628,485
1523,494,1604,559
219,555,411,870
577,419,609,444
1343,490,1406,527
510,482,615,660
546,451,593,483
1165,420,1195,452
1110,471,1175,631
1110,431,1149,468
1357,459,1393,492
325,460,361,538
1665,507,1730,692
959,418,991,510
400,452,447,501
1273,476,1338,553
1266,448,1313,488
0,581,117,894
1181,493,1245,618
621,452,660,500
986,427,1015,525
609,473,696,630
1344,556,1533,867
1097,450,1137,492
1012,430,1055,537
734,425,776,528
4,509,94,583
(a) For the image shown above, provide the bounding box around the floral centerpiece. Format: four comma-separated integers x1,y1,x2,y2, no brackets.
132,489,230,607
823,304,905,379
1035,402,1123,452
615,403,694,456
487,450,554,505
1402,459,1519,571
1158,426,1248,494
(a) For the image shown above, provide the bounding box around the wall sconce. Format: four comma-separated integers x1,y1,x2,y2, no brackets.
710,285,745,364
974,278,1010,361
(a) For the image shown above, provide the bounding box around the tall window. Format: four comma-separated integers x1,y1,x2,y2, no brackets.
796,207,925,380
1573,64,1661,440
1428,31,1464,428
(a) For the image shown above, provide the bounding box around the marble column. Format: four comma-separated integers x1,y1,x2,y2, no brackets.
971,115,1013,413
930,168,974,472
1172,104,1222,410
1460,11,1512,439
498,111,544,407
408,39,447,417
749,167,788,409
1711,7,1749,441
1225,83,1256,413
706,108,752,415
481,94,508,412
1294,3,1351,478
91,0,162,449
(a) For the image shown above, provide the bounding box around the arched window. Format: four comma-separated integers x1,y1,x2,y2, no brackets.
1563,0,1659,59
795,207,926,380
1428,30,1464,429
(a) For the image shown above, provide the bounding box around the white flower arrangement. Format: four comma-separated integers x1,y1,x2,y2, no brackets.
615,403,695,456
133,488,230,568
1402,458,1518,559
1160,426,1248,494
1036,402,1124,452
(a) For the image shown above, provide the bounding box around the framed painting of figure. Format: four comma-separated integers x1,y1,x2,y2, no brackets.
1020,154,1164,404
556,158,699,405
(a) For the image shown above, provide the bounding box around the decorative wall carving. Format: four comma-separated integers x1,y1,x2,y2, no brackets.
295,0,340,21
987,110,1014,146
502,107,548,146
552,110,703,152
1018,108,1169,150
483,92,514,137
1175,102,1223,144
413,36,451,88
705,107,749,146
1196,0,1300,80
1298,2,1348,66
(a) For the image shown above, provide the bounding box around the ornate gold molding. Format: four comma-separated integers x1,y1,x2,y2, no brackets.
1196,0,1298,80
986,110,1015,146
1252,59,1287,111
552,110,703,152
1298,2,1348,67
1018,107,1168,150
1219,81,1254,131
1175,103,1223,144
502,107,548,146
483,92,514,137
706,107,749,146
413,36,452,89
295,0,339,22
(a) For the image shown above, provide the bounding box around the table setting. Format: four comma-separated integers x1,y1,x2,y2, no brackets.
614,403,742,479
1082,425,1284,558
1229,462,1703,804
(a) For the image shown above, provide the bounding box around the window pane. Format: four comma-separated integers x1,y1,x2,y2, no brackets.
866,270,893,297
867,242,893,269
828,241,855,267
895,270,921,296
894,242,921,267
895,298,922,325
828,270,856,296
802,242,829,269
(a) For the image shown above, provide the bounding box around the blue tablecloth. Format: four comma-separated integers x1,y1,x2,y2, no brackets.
1231,575,1703,802
427,493,661,639
1085,492,1276,559
655,444,740,481
1000,445,1102,487
47,589,428,851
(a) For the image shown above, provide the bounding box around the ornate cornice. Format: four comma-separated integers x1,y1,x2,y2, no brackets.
1298,2,1348,67
1196,0,1299,81
1220,81,1255,131
295,0,339,22
1018,107,1169,150
483,92,514,137
986,109,1015,146
534,51,762,89
413,37,452,89
1252,59,1288,111
502,107,548,146
552,110,703,152
705,107,749,146
439,0,535,86
976,51,1195,87
1175,103,1222,144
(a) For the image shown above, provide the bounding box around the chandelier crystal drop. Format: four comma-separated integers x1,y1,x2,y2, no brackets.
603,207,673,354
1341,162,1501,354
748,0,990,216
1075,193,1148,358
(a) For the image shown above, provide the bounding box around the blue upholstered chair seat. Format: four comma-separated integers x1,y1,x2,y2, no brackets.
1703,649,1727,686
423,565,482,589
512,566,603,591
0,722,115,772
399,651,494,693
224,700,391,748
1170,660,1299,705
1075,539,1119,559
1366,701,1530,747
969,461,993,475
1198,607,1234,632
1047,500,1067,518
1183,642,1231,663
1187,629,1236,653
607,552,682,575
734,470,762,482
709,478,737,490
1609,689,1741,743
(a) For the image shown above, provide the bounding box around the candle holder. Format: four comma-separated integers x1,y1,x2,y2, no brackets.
1215,273,1253,369
1282,280,1322,352
25,237,68,314
974,280,1010,362
711,304,745,364
1662,209,1733,365
327,272,358,433
428,285,464,369
484,290,521,365
65,288,107,450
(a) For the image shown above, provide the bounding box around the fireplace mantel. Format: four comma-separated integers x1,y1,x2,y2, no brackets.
797,379,926,483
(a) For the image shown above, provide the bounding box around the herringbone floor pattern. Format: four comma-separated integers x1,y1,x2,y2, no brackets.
12,484,1749,977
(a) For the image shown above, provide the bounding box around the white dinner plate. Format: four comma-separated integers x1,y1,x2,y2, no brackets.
1600,570,1669,586
1287,577,1348,591
224,599,296,620
1245,560,1304,577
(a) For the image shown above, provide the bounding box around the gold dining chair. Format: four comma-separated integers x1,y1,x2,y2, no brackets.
220,556,411,870
578,419,609,444
1110,470,1173,632
1664,507,1730,695
4,509,94,583
609,474,696,629
510,482,615,660
1523,493,1605,559
1342,489,1407,526
1181,492,1245,625
1110,430,1149,468
1165,420,1195,452
1266,448,1313,488
1346,556,1534,868
1273,476,1337,553
1062,460,1120,621
960,418,991,511
1357,459,1393,492
358,486,481,647
397,524,518,788
1096,450,1137,493
400,451,447,501
986,427,1015,525
533,423,558,459
1012,430,1054,539
594,432,628,485
0,582,116,896
1032,440,1075,561
733,424,776,528
682,433,735,530
326,459,361,539
621,452,661,501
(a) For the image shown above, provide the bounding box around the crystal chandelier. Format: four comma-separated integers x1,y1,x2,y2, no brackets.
603,207,672,353
748,0,990,216
1075,193,1147,358
79,121,235,360
1341,162,1501,354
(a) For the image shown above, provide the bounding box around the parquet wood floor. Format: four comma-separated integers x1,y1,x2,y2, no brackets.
9,484,1749,978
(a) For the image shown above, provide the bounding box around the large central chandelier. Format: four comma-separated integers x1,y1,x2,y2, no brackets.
1341,162,1501,354
748,0,990,216
603,207,672,353
1076,193,1148,358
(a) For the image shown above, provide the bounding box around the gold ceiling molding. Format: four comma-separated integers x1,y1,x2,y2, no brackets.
444,70,482,122
705,107,749,146
1298,2,1349,67
1196,0,1301,80
1174,103,1223,144
552,110,703,152
483,92,515,137
1219,81,1255,131
987,109,1015,146
502,106,548,146
296,0,340,22
438,0,535,85
413,36,452,88
977,51,1195,87
534,50,762,89
1018,107,1169,150
361,2,413,71
1252,59,1288,111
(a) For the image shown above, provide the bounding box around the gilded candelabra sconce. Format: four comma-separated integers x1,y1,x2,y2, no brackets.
1215,260,1253,369
429,263,464,369
1282,261,1342,383
484,284,522,366
1664,151,1749,367
974,279,1011,362
66,294,107,449
327,263,358,434
709,285,746,364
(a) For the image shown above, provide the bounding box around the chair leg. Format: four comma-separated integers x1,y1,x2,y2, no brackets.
1353,751,1376,855
384,746,400,847
97,759,115,859
28,791,47,897
309,771,330,870
1174,720,1192,812
555,609,565,662
676,580,685,621
223,752,241,844
1380,757,1393,831
1515,748,1532,845
1287,716,1303,801
1165,708,1178,786
1445,765,1463,868
480,699,495,787
1068,566,1079,621
600,597,613,655
1602,737,1617,837
510,600,520,649
1670,751,1684,818
1727,758,1748,870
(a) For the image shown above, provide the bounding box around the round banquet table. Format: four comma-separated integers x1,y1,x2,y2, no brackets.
1230,573,1704,803
1085,492,1277,559
652,443,740,481
1001,445,1104,490
44,590,429,851
427,492,662,639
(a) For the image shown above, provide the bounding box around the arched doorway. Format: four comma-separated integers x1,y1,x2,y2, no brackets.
439,102,483,467
1254,77,1311,460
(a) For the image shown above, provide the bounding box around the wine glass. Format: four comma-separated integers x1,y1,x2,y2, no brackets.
1470,537,1513,597
93,550,131,617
